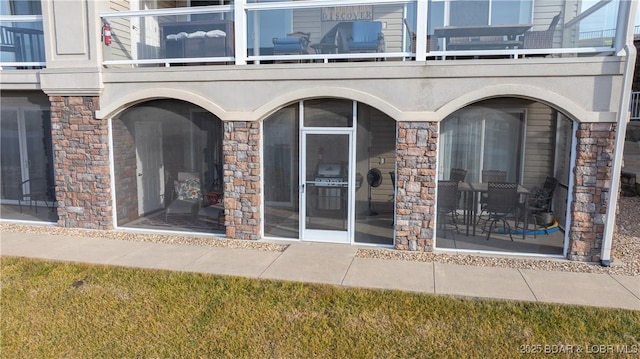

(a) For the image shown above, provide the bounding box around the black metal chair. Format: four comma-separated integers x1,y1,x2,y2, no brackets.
521,176,559,237
482,169,507,183
18,177,55,213
483,182,519,241
449,168,467,182
437,180,460,239
477,170,508,226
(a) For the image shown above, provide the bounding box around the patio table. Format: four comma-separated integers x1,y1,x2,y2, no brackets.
434,24,532,51
457,182,530,238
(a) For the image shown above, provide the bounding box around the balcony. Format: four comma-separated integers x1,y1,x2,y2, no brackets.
0,14,45,69
97,0,629,68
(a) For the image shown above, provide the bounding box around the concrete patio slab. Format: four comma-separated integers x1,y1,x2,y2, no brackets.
434,262,537,302
342,257,435,293
260,242,358,285
520,270,640,310
184,247,282,277
611,275,640,299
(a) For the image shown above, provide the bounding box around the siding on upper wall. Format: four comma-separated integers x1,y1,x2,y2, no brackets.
108,0,132,64
293,9,322,44
522,102,556,189
374,5,405,53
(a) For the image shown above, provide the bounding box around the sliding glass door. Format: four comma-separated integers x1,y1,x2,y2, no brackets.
439,107,524,183
0,108,53,205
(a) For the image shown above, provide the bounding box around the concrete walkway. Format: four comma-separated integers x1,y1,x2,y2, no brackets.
1,231,638,310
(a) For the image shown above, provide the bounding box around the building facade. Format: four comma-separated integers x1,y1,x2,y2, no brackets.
1,0,637,265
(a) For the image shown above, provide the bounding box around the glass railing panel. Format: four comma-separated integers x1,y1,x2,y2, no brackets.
102,6,234,66
569,0,619,49
425,0,619,58
0,19,45,69
246,1,415,63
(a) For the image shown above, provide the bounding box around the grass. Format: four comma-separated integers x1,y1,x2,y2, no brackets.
1,256,639,358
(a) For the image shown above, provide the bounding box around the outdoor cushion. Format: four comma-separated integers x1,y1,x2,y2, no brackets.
175,178,200,200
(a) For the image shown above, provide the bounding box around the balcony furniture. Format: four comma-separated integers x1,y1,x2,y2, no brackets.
520,176,559,237
166,172,201,222
312,22,352,54
348,21,385,53
161,20,234,59
273,32,311,55
17,177,55,213
522,14,561,49
403,19,438,53
434,24,531,51
437,180,460,239
483,182,519,241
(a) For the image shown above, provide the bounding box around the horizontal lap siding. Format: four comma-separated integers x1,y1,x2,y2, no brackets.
523,103,555,188
293,9,322,44
375,5,405,53
108,0,132,64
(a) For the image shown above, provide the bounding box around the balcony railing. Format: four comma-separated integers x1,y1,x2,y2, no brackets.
631,92,640,121
0,15,45,69
0,0,625,69
101,0,626,68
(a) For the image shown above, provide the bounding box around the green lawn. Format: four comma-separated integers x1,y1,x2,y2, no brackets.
1,256,638,358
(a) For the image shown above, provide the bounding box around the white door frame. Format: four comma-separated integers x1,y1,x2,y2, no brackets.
299,128,356,244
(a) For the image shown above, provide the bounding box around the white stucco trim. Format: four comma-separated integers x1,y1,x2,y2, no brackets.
96,83,615,125
430,84,614,123
95,87,227,120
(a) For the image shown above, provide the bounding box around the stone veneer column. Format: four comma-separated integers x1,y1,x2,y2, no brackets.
569,122,616,262
394,122,438,251
222,121,261,240
50,96,113,229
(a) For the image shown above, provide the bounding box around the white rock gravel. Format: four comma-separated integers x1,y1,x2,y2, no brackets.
0,224,287,252
356,196,640,276
1,197,638,276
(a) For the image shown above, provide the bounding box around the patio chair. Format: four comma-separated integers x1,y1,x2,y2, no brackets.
483,182,519,241
476,169,508,225
522,13,561,49
482,170,507,183
17,177,55,213
347,21,385,53
520,176,559,237
166,172,202,222
273,32,311,55
449,168,467,182
437,180,460,239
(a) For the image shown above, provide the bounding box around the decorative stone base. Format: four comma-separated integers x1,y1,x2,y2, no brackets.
394,121,438,251
50,96,113,229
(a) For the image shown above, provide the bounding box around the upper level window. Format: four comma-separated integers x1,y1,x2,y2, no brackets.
430,0,532,28
0,0,41,15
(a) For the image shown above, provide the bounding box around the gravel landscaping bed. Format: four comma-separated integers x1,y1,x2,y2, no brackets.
0,223,288,252
357,196,640,276
2,197,638,276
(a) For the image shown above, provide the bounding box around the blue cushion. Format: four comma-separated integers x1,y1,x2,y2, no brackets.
273,37,303,45
351,21,382,43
